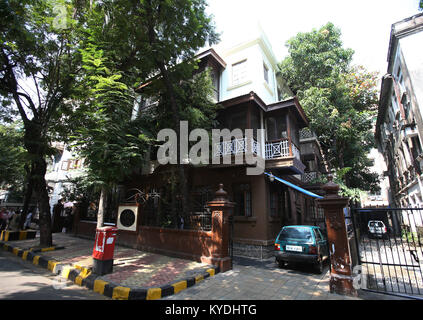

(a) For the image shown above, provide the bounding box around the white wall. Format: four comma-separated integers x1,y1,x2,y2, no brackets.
216,31,280,105
399,32,423,118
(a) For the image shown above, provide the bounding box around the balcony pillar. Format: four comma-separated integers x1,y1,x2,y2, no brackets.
317,175,357,297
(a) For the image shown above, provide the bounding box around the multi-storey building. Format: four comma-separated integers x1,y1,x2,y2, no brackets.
375,13,423,208
45,142,85,213
74,28,327,260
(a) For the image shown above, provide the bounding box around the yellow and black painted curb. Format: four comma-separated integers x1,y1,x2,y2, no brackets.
0,230,37,241
0,240,220,300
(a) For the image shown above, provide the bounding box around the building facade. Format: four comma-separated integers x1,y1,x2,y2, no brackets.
375,12,423,208
74,28,327,260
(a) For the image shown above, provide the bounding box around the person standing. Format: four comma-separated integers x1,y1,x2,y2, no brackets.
0,208,8,231
52,199,64,233
23,209,33,230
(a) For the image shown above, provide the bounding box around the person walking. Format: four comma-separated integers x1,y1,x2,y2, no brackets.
0,208,8,231
8,210,21,231
23,209,33,230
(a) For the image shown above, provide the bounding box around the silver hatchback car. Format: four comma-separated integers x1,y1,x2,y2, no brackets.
368,220,388,239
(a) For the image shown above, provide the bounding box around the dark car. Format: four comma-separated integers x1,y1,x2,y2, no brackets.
274,225,329,274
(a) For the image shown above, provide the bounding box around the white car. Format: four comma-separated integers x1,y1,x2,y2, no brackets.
368,220,388,239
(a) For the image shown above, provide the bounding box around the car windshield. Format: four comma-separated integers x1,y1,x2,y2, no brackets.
369,221,383,227
279,227,312,240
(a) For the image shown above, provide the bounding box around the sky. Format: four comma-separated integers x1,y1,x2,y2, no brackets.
205,0,420,77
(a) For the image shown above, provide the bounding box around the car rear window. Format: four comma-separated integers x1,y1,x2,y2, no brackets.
369,221,383,227
279,227,312,240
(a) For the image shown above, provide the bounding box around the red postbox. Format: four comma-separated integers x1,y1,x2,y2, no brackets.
92,226,117,275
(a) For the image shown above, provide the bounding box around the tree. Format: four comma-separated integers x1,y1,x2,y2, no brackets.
68,37,151,228
0,121,27,192
419,0,423,11
279,23,379,192
0,0,81,246
132,0,219,216
55,0,218,228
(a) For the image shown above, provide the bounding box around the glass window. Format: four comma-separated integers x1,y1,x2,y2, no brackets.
279,227,312,240
233,184,252,217
314,229,322,241
263,62,269,84
232,60,247,86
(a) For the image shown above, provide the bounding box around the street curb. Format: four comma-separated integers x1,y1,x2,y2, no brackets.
0,230,37,241
0,240,220,300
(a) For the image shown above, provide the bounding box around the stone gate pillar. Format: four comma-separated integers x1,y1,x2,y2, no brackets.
206,184,235,272
317,175,357,297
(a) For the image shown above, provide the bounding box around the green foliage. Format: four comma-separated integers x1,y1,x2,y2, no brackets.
68,38,151,188
279,23,380,192
420,0,423,11
0,121,27,189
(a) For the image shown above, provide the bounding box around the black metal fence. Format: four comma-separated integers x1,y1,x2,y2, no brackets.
351,207,423,298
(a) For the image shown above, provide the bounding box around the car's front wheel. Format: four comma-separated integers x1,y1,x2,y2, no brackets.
278,260,286,268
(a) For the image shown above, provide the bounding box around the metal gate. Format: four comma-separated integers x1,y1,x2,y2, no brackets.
351,207,423,299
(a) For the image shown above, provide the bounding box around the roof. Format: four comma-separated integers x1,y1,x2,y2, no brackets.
386,12,423,73
135,48,226,92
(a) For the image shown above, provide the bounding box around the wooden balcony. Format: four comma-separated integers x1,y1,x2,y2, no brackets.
264,139,305,174
213,137,306,174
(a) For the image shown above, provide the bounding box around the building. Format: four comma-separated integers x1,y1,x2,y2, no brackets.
359,148,390,208
74,27,327,260
375,12,423,208
45,142,85,213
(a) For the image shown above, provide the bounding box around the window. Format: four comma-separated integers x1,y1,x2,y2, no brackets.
210,68,219,101
61,160,69,171
314,229,323,241
263,62,269,84
232,59,247,86
233,184,252,217
270,192,278,217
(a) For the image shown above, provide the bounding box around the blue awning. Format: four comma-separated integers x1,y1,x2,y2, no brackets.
264,172,323,199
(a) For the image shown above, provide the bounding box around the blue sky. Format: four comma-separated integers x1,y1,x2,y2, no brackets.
206,0,420,76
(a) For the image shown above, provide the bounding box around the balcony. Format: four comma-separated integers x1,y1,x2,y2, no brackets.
301,171,321,184
213,137,305,174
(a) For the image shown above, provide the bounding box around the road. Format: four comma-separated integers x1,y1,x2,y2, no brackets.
0,249,108,300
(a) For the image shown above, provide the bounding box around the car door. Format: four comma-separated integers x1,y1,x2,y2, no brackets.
315,228,328,259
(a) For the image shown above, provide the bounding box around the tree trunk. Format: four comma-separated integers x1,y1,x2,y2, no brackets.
23,120,52,247
97,185,107,229
33,157,53,247
19,164,34,230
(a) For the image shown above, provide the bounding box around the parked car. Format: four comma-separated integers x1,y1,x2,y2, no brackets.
368,220,388,239
274,225,329,274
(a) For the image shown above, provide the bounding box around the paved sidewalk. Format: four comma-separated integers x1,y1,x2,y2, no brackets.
0,232,218,299
1,232,413,301
164,256,361,300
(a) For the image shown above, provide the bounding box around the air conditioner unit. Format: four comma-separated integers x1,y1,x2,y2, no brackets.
117,204,139,232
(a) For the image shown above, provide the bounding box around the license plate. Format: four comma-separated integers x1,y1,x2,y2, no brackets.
286,245,303,252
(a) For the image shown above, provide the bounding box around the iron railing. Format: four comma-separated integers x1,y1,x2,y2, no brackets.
351,207,423,298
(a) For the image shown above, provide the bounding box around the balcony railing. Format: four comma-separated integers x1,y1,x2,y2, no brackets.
302,171,320,183
299,128,317,141
214,137,261,158
265,139,301,161
214,137,302,162
265,139,289,159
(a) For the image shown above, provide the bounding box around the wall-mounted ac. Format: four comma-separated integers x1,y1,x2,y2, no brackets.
117,204,138,232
